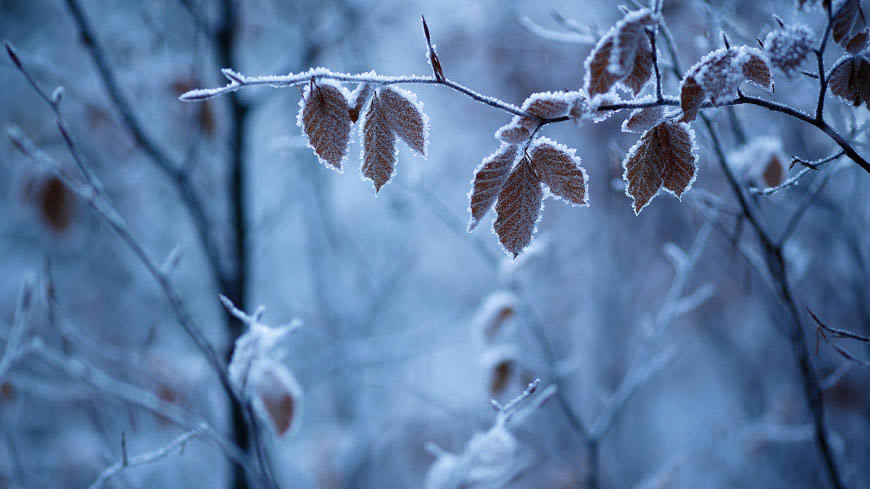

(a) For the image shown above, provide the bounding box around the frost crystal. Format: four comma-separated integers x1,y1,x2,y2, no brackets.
764,25,815,77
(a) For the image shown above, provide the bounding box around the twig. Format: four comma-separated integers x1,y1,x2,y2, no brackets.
87,428,205,489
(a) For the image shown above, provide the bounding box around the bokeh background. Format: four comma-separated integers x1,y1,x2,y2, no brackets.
1,0,869,488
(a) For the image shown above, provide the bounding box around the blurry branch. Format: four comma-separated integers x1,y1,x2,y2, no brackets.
59,0,228,292
750,151,845,196
777,169,836,245
87,428,205,489
517,17,595,44
809,308,870,367
0,274,35,382
629,452,688,489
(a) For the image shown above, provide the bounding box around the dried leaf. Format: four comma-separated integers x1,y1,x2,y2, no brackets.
494,116,534,144
490,359,516,394
845,28,870,53
494,160,543,257
679,76,705,122
37,176,72,231
521,92,573,119
529,137,588,206
586,37,622,96
742,52,774,90
348,83,373,123
764,24,815,77
250,362,302,437
378,86,429,156
622,41,653,95
297,81,353,171
468,144,520,231
623,121,698,215
622,105,666,133
763,153,785,187
833,0,861,44
829,55,870,106
361,93,398,192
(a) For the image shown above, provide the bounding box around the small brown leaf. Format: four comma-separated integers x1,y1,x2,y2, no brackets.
348,83,373,123
586,37,622,96
521,92,573,119
468,144,520,231
529,137,588,206
490,359,516,395
494,159,543,257
832,0,861,44
623,121,698,215
298,81,353,171
679,76,705,122
378,86,429,156
622,41,653,95
494,116,534,144
37,177,73,231
622,105,666,133
361,93,398,192
763,153,785,187
742,52,774,91
251,364,302,437
829,55,870,106
845,28,870,54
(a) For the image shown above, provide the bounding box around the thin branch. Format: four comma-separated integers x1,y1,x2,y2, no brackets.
87,428,205,489
750,151,845,196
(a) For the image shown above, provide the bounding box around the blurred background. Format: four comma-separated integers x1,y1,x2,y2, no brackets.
1,0,869,488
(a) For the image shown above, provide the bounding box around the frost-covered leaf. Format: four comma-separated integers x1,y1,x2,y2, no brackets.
585,9,658,97
424,425,525,489
832,0,863,45
297,81,353,171
249,360,302,437
829,55,870,107
622,41,654,95
764,24,815,77
622,105,667,133
361,93,398,192
471,290,518,343
679,47,773,121
348,83,373,123
494,160,543,257
468,144,520,231
728,136,787,187
494,116,535,144
480,345,519,395
521,91,574,119
679,76,705,122
623,121,698,215
845,28,870,53
529,137,588,206
378,86,429,156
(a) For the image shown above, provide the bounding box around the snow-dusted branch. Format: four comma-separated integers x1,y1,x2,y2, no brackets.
87,428,205,489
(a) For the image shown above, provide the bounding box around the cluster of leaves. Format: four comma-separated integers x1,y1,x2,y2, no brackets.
298,80,428,192
268,2,869,257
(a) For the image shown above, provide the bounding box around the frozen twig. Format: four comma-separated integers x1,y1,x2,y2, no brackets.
87,428,205,489
0,273,36,382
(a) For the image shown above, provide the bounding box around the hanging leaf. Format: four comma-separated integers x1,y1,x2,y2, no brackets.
468,144,520,231
622,105,667,133
360,93,398,192
845,28,870,53
585,8,658,97
529,137,589,206
348,83,373,123
249,361,302,437
679,47,773,121
829,55,870,106
297,81,353,172
378,86,429,156
494,160,543,257
623,121,698,215
832,0,862,45
494,116,535,144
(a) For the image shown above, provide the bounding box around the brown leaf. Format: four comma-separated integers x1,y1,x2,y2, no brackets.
586,37,622,96
361,93,398,192
845,28,870,54
622,41,653,95
348,83,373,123
494,159,543,257
833,0,861,44
37,176,72,231
623,121,698,215
679,76,705,122
494,116,535,144
490,359,516,395
742,52,774,91
763,153,785,187
378,86,429,156
298,81,353,171
521,92,572,119
252,365,301,437
622,105,666,133
468,144,520,231
529,137,588,206
829,55,870,106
